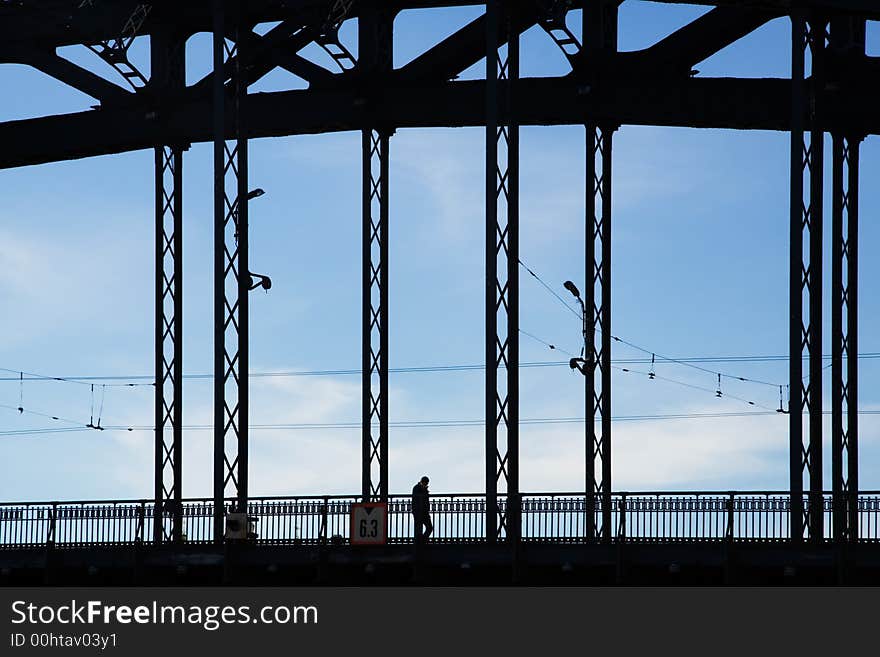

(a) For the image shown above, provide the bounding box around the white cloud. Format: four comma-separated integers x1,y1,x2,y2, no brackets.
393,129,484,242
0,225,151,347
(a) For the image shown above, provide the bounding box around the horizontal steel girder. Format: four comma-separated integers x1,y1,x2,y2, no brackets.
1,1,879,50
1,75,879,169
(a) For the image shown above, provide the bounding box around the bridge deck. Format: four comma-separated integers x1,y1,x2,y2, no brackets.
2,492,879,548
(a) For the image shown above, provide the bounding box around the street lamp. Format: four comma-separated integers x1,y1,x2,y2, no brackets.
248,271,272,292
566,278,596,538
232,188,273,293
564,280,590,375
234,188,266,243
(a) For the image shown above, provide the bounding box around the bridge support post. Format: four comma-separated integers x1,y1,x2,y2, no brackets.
360,9,394,503
585,125,613,544
152,30,186,544
583,1,617,545
789,13,827,543
486,0,520,545
362,129,391,502
153,144,184,543
213,0,250,541
830,17,864,543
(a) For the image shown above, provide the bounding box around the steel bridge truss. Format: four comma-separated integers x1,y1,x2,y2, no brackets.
152,30,186,543
789,13,865,543
153,147,184,543
789,12,826,543
360,8,394,503
362,129,390,502
789,13,865,541
830,17,865,544
0,0,874,545
486,0,520,544
581,1,617,544
212,0,250,540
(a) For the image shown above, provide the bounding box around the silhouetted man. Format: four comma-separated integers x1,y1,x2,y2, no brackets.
412,476,433,543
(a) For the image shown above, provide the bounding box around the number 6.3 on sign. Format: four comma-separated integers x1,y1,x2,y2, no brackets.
350,503,387,545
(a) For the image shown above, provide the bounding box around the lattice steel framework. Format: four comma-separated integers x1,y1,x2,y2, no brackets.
831,133,860,541
212,0,250,540
360,8,394,502
153,146,183,542
362,129,390,502
583,1,617,544
830,16,865,543
585,126,614,542
789,13,827,542
0,0,876,552
86,3,151,89
152,30,186,544
485,0,520,544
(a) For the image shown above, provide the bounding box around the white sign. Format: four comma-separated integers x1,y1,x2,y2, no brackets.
350,503,387,545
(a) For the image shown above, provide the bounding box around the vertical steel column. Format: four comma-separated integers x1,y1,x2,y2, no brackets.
486,0,520,543
790,13,826,542
151,30,185,544
154,146,183,542
359,9,393,503
831,135,861,541
845,137,859,539
830,18,864,543
213,0,250,541
362,129,390,501
583,1,617,544
585,126,613,543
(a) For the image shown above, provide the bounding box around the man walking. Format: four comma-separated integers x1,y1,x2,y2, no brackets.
411,476,433,543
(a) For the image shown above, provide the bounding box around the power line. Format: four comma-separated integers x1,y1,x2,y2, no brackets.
518,258,582,321
609,334,783,388
6,409,880,439
515,259,815,391
520,326,780,412
0,427,90,437
0,366,150,387
519,330,578,358
613,365,779,412
0,340,859,430
0,401,90,429
0,353,877,385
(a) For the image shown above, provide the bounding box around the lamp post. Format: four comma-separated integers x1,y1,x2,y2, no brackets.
564,279,595,539
563,280,589,375
234,188,272,292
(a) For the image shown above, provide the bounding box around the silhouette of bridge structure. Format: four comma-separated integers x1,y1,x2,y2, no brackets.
1,0,879,583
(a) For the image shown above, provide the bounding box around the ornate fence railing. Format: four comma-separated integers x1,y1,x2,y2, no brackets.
1,492,878,548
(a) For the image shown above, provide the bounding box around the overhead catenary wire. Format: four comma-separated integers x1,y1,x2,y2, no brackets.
520,323,781,412
0,333,854,428
609,334,783,388
0,353,876,385
515,258,826,391
519,329,578,358
0,401,90,429
0,366,149,387
0,258,871,432
0,334,781,429
0,427,91,437
5,409,880,439
613,365,779,413
518,258,583,321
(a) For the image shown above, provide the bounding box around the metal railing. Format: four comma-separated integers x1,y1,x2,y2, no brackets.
1,492,878,548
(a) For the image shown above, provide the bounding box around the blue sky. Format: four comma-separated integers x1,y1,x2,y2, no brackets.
1,3,878,502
